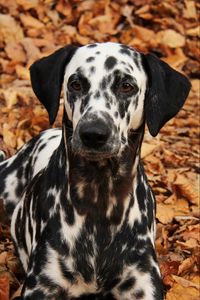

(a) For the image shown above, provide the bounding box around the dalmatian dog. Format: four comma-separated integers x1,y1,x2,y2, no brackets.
0,43,191,300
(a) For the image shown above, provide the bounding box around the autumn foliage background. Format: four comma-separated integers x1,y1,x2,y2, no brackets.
0,0,199,299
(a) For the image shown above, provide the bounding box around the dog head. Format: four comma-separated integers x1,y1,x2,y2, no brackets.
30,43,191,160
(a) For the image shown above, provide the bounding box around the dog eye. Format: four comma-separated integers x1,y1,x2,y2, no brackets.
69,80,82,92
119,82,137,94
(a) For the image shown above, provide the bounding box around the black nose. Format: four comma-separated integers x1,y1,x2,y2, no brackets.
79,120,110,149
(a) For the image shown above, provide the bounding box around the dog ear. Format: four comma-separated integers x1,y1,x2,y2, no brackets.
143,53,191,137
30,45,78,124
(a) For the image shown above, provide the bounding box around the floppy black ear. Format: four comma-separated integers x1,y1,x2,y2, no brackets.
30,45,78,124
143,54,191,136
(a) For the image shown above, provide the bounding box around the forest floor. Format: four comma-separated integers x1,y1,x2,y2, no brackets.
0,1,199,299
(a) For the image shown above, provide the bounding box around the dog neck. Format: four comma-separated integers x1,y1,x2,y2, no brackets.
59,113,145,224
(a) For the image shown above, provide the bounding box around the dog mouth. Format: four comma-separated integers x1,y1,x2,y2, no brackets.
72,148,119,161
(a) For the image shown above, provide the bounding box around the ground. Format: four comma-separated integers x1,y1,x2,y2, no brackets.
0,1,199,299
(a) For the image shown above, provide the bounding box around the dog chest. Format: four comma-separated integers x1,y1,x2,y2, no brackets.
40,209,153,297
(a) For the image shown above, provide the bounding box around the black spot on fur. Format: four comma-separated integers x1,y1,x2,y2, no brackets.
87,44,97,48
59,258,75,283
125,67,131,74
118,277,136,292
104,56,117,70
94,91,100,99
128,63,134,71
133,52,141,70
90,66,96,73
134,95,139,109
5,202,15,216
25,275,37,289
106,102,111,109
120,45,131,57
103,91,113,105
118,102,125,119
96,51,100,54
39,275,57,291
114,111,118,118
136,176,146,211
25,290,45,300
134,289,145,298
126,112,130,125
15,182,24,197
121,132,126,144
80,93,91,114
100,77,108,90
86,56,95,63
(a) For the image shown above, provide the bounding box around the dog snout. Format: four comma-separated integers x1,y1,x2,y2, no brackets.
79,120,111,149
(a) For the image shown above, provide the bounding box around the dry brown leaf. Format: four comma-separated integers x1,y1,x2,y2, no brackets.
21,38,41,65
176,238,199,251
163,48,187,69
16,0,39,10
0,275,9,300
0,252,7,265
2,124,17,148
156,203,175,224
89,15,118,35
20,14,44,29
183,1,197,19
178,256,197,275
56,0,74,22
121,5,134,27
172,275,199,289
174,174,199,206
156,29,185,48
5,42,26,63
166,274,200,300
132,25,157,44
0,14,24,44
181,224,200,242
0,88,18,108
15,65,30,81
141,142,158,158
186,26,200,37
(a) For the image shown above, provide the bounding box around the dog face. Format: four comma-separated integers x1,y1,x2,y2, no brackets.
30,42,191,160
63,43,147,159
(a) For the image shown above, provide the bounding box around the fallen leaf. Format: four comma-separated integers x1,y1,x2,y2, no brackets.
20,14,44,29
0,88,18,108
16,0,39,10
174,174,199,206
141,142,158,158
0,275,9,300
157,29,185,48
15,65,30,81
183,1,197,19
0,252,7,265
166,278,200,300
0,14,24,44
5,42,26,63
133,25,157,43
178,256,197,275
172,275,199,289
156,203,175,224
2,124,17,148
186,26,200,37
